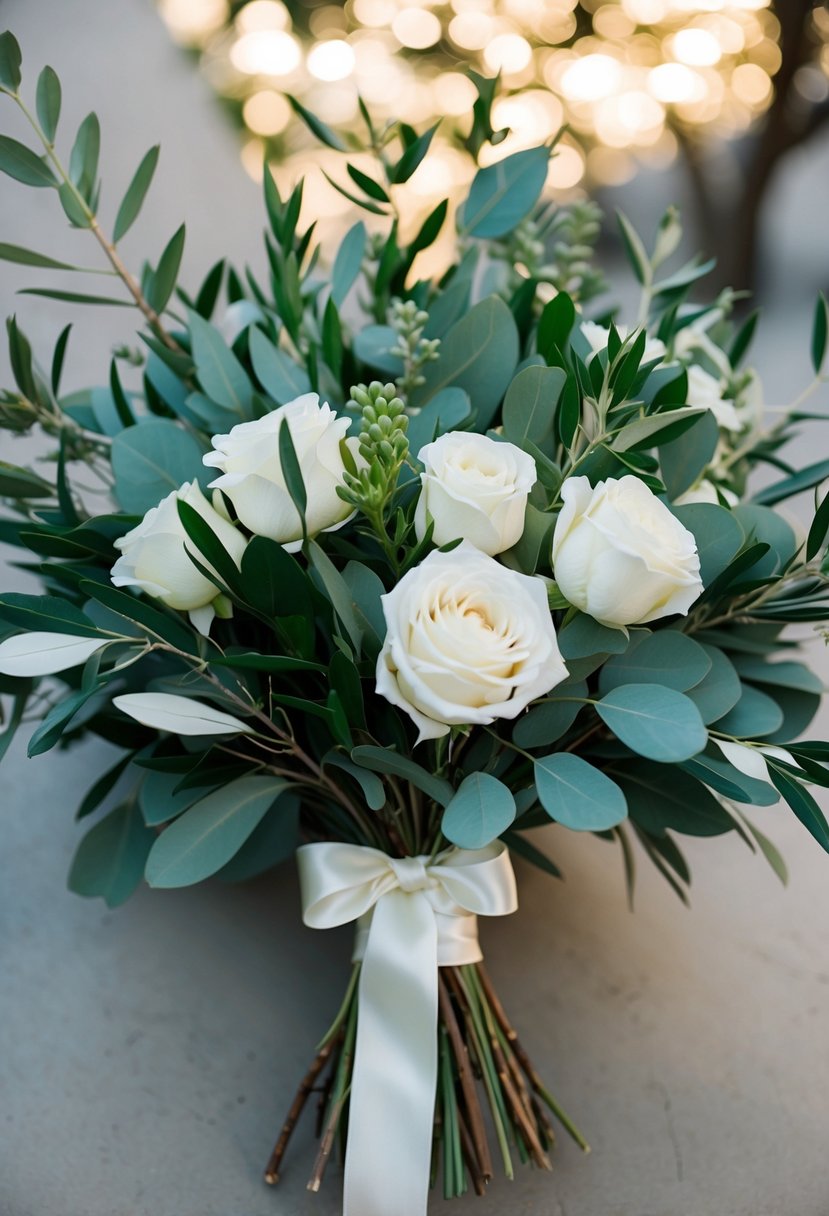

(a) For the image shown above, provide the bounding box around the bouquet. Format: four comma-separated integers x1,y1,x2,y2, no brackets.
1,31,828,1214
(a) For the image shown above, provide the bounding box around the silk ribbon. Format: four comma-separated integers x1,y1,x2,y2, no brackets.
297,840,518,1216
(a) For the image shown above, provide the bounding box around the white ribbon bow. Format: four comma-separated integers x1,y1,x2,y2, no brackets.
298,840,518,1216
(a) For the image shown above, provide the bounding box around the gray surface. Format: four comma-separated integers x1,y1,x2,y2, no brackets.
1,3,829,1215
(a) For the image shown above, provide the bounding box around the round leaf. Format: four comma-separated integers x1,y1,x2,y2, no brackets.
442,773,516,849
535,753,628,831
599,630,711,695
597,683,707,762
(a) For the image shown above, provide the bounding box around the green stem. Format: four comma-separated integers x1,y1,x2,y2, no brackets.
5,88,179,350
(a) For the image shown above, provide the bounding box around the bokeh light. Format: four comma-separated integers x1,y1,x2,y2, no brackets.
158,0,827,206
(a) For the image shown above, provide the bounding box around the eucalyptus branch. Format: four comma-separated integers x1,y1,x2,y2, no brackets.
1,86,180,351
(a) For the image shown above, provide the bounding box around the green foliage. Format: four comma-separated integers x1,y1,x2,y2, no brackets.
597,685,707,763
442,773,516,849
0,67,827,909
535,754,627,832
145,775,292,887
111,420,208,513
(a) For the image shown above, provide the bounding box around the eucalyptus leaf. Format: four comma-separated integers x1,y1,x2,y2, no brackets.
535,753,628,831
111,419,208,513
351,745,453,808
145,775,291,887
671,502,744,586
249,326,312,402
463,146,549,239
713,683,784,739
684,644,742,723
599,630,711,695
0,134,57,188
414,296,518,430
68,799,153,908
442,772,516,848
502,365,565,448
597,684,707,762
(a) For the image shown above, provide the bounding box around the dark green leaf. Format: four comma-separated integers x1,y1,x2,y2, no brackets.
19,288,132,307
0,134,57,187
278,417,307,537
68,112,99,198
537,293,575,361
660,410,719,498
768,764,829,853
0,241,79,270
113,144,159,242
145,775,290,887
285,94,347,150
0,461,54,498
68,799,153,908
76,752,135,820
36,65,61,143
752,458,829,508
616,761,733,837
392,121,439,183
0,592,100,637
147,223,185,314
0,31,22,90
324,751,386,811
811,291,828,373
346,162,389,202
351,745,453,808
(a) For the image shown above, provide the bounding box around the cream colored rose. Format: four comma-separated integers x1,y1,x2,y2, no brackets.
376,542,568,742
552,475,703,628
686,365,741,432
111,480,247,634
414,432,536,556
203,392,354,551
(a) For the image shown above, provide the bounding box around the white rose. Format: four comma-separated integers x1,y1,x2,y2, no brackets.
686,365,741,432
377,542,568,742
552,475,703,628
111,480,247,634
581,320,667,365
414,432,536,556
203,392,355,551
673,314,731,376
675,479,739,507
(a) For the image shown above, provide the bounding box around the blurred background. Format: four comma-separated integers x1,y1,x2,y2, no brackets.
0,4,828,1215
157,0,829,294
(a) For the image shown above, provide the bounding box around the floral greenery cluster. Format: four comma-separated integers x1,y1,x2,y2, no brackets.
3,29,829,1197
1,31,829,914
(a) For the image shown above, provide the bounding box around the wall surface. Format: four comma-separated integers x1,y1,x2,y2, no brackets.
0,3,828,1215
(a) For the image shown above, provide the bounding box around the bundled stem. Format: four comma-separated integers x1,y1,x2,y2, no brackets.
265,961,588,1199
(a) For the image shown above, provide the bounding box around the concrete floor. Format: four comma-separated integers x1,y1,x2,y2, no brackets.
1,3,828,1215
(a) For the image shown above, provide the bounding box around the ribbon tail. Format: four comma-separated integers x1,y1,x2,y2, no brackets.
344,888,438,1216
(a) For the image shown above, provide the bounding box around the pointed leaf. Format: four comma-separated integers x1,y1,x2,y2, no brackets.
36,66,61,143
0,134,57,187
145,776,290,887
113,692,253,736
113,144,160,242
